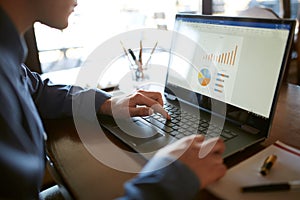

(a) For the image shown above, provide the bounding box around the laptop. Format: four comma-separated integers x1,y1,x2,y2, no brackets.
99,14,295,160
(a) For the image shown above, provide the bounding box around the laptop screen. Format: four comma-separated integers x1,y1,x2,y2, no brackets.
165,14,295,134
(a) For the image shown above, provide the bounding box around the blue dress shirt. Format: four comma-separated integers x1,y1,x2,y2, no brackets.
0,7,199,199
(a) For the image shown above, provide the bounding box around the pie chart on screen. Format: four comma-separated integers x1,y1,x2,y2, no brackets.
198,68,211,86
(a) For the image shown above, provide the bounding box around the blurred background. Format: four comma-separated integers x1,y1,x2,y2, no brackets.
33,0,297,70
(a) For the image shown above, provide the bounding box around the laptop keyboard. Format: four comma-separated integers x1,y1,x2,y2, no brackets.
142,102,238,141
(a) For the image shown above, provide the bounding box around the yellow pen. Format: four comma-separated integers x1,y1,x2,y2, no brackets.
260,154,277,176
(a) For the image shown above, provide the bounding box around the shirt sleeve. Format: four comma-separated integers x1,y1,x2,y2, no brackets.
118,156,200,200
23,65,112,119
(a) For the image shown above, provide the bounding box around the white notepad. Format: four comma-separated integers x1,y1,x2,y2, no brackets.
207,141,300,200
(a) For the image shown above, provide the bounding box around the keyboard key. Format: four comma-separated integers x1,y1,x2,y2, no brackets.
175,133,185,139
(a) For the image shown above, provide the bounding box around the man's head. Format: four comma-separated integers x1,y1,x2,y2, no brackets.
0,0,77,34
35,0,77,30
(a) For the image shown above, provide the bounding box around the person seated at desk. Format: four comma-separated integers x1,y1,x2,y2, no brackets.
0,0,226,199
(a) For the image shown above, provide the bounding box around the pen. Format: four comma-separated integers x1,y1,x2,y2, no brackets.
128,49,139,66
144,41,158,66
260,154,277,176
128,48,143,75
241,180,300,193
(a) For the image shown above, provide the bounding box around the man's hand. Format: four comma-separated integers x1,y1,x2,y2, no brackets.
155,135,227,189
99,90,170,120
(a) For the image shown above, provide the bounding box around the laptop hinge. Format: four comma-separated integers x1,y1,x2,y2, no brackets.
241,125,260,134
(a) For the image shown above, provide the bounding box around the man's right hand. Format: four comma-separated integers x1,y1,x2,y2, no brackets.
154,135,227,189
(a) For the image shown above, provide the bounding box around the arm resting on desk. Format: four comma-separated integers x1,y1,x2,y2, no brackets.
118,156,200,200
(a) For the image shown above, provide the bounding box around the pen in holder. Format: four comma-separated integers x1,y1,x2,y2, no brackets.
128,48,148,82
121,41,157,84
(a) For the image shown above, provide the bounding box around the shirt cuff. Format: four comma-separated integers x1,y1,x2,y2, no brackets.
122,156,200,200
94,88,112,112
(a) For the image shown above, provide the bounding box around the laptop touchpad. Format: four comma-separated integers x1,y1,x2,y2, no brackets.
133,120,159,137
110,119,163,146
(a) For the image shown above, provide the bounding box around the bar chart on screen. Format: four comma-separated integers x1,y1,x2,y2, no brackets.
197,33,243,101
202,45,238,66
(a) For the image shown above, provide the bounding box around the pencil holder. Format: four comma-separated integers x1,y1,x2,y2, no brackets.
120,41,157,88
129,61,149,82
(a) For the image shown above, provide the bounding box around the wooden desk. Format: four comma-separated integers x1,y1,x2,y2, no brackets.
44,83,300,200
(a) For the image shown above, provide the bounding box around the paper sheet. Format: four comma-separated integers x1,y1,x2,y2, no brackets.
207,141,300,200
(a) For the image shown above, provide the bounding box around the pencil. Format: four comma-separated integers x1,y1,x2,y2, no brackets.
120,41,134,66
139,40,143,65
145,41,158,66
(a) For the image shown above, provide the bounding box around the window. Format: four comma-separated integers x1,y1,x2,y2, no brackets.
212,0,300,18
34,0,201,73
35,1,300,73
